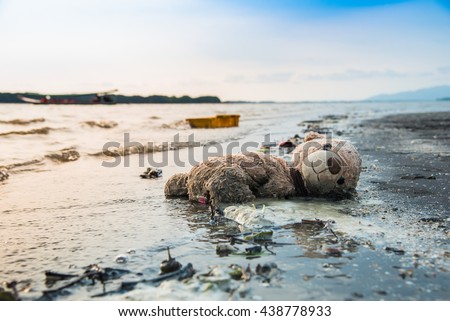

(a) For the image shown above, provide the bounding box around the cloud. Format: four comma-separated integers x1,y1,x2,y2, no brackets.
225,73,294,84
255,73,294,83
304,69,409,81
437,66,450,75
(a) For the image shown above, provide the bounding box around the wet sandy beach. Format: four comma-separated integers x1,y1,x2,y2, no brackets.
1,105,449,301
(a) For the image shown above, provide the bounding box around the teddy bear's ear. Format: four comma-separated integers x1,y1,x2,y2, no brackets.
304,131,325,142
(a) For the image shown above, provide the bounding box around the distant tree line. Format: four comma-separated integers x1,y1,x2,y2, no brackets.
0,93,23,103
114,95,221,104
0,92,221,104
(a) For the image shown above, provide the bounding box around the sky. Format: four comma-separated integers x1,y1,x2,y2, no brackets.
0,0,449,101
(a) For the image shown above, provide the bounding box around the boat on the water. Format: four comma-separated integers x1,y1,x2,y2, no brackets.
186,114,240,128
18,90,117,105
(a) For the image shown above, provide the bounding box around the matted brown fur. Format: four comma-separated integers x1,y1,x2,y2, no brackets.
165,152,296,203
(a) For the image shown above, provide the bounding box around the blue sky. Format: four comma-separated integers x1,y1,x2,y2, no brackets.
0,0,449,101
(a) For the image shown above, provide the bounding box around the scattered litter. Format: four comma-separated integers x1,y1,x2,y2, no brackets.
245,245,262,255
160,248,182,274
400,174,436,180
325,247,342,257
385,247,406,255
243,230,273,242
140,167,162,179
216,244,238,255
45,271,77,286
0,282,19,301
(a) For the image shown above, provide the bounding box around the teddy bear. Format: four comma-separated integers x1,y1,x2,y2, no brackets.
164,132,361,204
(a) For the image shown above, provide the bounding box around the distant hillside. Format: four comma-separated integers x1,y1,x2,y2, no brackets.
0,92,221,104
367,85,450,101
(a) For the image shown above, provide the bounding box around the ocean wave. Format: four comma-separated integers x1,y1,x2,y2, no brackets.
83,120,118,129
0,118,45,125
2,159,45,172
0,127,52,136
89,143,167,157
89,140,201,158
161,120,191,130
45,148,80,163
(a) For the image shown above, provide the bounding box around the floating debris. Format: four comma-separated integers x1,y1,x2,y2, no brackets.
385,247,406,255
400,174,436,180
0,281,19,301
300,219,326,228
263,243,276,255
322,262,346,269
160,248,182,274
323,274,351,279
198,266,236,285
243,230,273,242
121,263,195,292
42,264,131,298
241,264,252,282
216,244,238,255
0,289,16,301
45,271,78,286
255,263,278,279
374,290,388,296
324,247,342,257
245,245,262,255
228,265,243,280
140,167,162,179
42,272,96,297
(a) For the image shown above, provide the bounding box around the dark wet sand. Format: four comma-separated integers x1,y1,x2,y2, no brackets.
349,111,449,277
354,112,449,222
340,111,450,300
